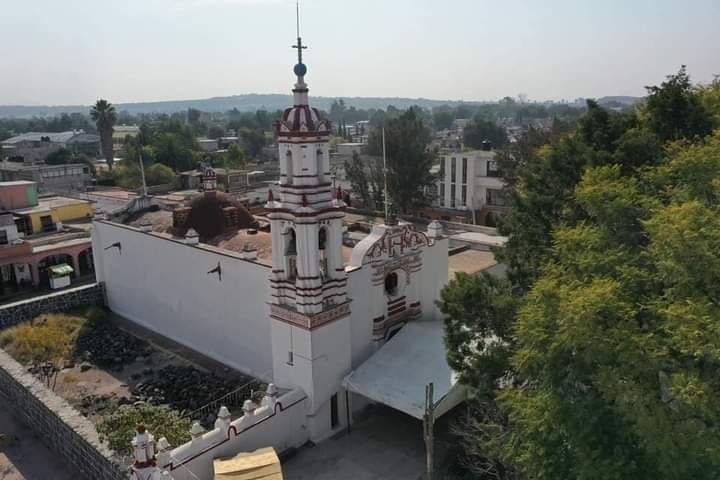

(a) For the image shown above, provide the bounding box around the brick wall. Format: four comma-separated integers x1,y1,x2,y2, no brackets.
0,283,106,329
0,349,127,480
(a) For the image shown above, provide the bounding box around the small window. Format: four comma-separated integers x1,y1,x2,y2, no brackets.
40,215,55,233
384,272,399,296
462,158,467,184
0,230,7,245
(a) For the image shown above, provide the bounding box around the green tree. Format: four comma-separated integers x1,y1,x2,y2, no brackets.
45,148,73,165
344,151,371,208
463,118,508,149
97,404,191,455
145,163,175,186
239,128,266,159
155,133,194,171
367,107,435,213
643,66,714,142
222,143,246,170
432,109,455,130
90,99,117,170
208,125,225,139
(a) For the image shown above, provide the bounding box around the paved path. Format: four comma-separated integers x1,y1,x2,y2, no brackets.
282,406,425,480
0,409,75,480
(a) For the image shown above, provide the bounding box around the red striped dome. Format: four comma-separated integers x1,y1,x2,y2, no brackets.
275,105,331,138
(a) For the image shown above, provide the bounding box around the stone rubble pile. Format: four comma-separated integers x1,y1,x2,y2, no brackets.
131,365,259,414
73,321,152,369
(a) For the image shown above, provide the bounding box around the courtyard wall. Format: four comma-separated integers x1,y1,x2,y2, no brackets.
92,220,273,382
0,282,106,329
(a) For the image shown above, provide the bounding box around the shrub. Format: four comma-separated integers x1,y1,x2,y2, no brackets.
98,404,191,455
0,313,87,365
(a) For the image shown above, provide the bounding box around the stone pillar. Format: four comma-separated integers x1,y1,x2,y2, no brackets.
72,254,81,278
31,262,40,287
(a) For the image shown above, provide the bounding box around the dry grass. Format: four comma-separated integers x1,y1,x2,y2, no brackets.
0,307,105,365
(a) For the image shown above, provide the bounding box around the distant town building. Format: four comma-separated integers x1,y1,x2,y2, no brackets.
0,180,93,296
1,130,100,164
0,161,92,193
434,142,508,225
335,142,365,156
112,125,141,153
197,138,220,153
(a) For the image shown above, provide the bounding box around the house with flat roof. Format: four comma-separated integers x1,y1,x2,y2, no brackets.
1,130,100,164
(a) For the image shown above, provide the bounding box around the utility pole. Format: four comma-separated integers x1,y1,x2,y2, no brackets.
423,382,435,480
382,127,390,222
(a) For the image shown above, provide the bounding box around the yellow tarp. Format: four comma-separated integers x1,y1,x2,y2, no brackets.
213,447,283,480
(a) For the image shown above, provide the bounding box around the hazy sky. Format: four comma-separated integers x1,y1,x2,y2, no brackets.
0,0,718,105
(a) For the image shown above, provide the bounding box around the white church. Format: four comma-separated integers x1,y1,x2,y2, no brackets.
94,29,466,480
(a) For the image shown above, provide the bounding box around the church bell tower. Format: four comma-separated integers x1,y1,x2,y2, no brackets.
266,10,352,440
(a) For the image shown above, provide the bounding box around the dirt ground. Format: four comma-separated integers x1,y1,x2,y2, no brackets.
0,409,75,480
52,346,182,423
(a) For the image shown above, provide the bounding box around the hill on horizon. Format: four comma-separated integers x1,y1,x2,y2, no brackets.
0,93,641,119
0,94,490,118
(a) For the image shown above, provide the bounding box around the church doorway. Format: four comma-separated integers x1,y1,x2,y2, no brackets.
330,393,339,429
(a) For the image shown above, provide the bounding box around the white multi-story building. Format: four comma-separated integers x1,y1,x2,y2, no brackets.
435,144,508,224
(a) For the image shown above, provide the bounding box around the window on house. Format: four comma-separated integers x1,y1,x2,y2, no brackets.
462,158,467,184
486,188,507,206
487,160,500,177
439,183,445,206
450,184,456,208
15,217,31,236
451,157,456,180
40,216,54,233
0,230,7,245
462,185,468,207
439,158,445,179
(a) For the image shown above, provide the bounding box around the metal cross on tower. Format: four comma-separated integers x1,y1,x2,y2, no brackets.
292,1,307,64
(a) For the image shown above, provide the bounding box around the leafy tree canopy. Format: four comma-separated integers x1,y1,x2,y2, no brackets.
440,67,720,479
98,404,191,455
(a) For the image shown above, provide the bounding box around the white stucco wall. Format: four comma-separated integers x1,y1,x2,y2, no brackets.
164,389,308,480
92,221,273,381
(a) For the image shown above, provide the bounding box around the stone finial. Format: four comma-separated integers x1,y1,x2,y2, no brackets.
261,383,279,409
185,228,199,245
156,437,171,452
242,399,257,415
427,220,444,238
214,405,232,430
139,219,153,232
240,243,258,260
189,421,205,439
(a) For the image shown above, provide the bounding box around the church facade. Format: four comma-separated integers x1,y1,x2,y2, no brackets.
92,37,449,445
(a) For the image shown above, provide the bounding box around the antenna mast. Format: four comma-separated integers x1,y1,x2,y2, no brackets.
382,127,389,222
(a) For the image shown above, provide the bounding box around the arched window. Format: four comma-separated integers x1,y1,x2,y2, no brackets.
318,227,327,250
384,272,399,296
286,229,297,255
285,149,293,185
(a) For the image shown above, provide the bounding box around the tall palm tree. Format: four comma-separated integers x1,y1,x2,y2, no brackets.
90,99,117,170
